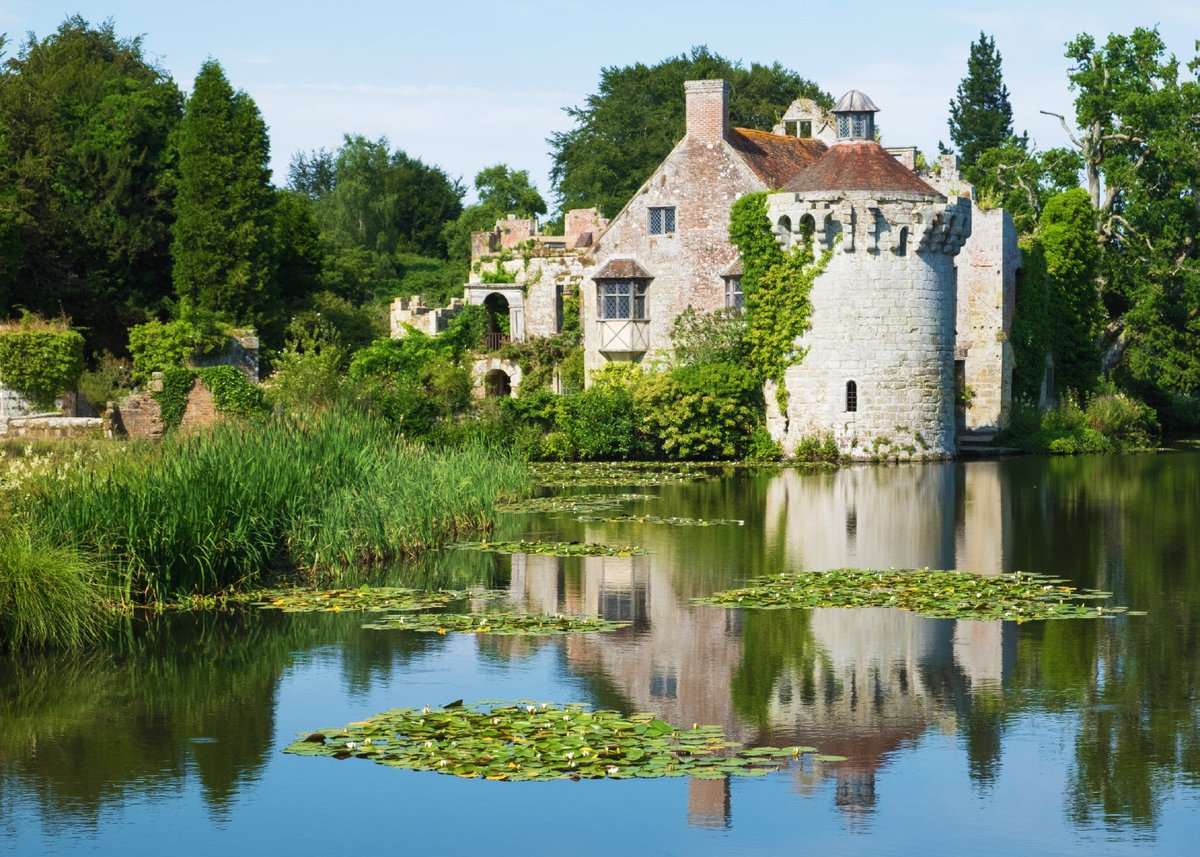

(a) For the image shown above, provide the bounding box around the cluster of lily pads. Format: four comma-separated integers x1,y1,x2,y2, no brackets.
363,613,628,636
495,493,654,514
531,462,718,488
575,514,745,527
696,568,1130,622
250,586,464,613
285,702,842,781
449,539,647,557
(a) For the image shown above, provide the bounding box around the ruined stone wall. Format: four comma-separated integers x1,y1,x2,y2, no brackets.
765,191,971,460
110,378,223,440
0,386,77,419
583,136,762,378
956,207,1017,430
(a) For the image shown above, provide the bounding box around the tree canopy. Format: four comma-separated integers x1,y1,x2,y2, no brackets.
442,163,548,264
549,46,829,217
0,17,182,353
1043,28,1200,407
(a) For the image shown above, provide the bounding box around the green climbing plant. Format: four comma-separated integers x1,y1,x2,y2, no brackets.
0,316,85,411
729,192,834,409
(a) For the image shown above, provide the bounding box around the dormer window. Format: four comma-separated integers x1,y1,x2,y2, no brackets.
649,206,675,235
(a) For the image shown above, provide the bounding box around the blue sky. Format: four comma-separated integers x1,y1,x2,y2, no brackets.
2,1,1197,208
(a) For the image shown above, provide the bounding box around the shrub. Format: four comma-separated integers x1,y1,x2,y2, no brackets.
1085,393,1159,449
77,351,133,414
555,384,640,460
745,427,783,462
127,308,228,384
794,434,841,462
0,316,85,411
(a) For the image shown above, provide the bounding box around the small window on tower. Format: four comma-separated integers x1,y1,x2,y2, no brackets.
846,381,858,412
649,206,676,235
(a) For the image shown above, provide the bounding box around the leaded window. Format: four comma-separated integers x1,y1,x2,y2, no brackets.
599,280,647,320
846,380,858,412
649,206,675,235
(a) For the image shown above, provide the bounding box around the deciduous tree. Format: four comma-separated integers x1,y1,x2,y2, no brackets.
550,47,828,217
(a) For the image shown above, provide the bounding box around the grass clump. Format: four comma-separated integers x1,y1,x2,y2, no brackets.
0,521,110,650
18,409,531,602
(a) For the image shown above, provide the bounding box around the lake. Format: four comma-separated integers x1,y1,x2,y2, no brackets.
3,452,1199,855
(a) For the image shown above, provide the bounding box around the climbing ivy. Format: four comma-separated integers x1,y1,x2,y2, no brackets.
729,192,835,410
0,320,85,411
152,365,265,431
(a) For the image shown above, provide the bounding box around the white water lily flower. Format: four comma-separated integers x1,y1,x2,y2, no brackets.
606,766,620,775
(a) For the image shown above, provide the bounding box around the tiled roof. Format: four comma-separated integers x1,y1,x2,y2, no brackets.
727,128,827,188
783,141,940,196
720,257,744,277
594,258,652,279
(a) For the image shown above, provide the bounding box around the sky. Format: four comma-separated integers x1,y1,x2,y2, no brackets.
1,1,1197,209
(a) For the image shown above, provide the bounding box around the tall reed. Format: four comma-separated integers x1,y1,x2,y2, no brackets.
20,409,531,602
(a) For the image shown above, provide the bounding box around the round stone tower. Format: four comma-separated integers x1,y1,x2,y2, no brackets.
764,91,971,460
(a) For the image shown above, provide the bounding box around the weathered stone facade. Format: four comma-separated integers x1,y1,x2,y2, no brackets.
582,79,825,378
765,189,971,459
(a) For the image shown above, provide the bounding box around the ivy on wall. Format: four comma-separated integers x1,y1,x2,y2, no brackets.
728,192,835,409
0,320,85,411
152,365,265,431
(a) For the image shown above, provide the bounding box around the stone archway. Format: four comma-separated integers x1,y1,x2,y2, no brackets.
483,292,510,350
484,368,512,398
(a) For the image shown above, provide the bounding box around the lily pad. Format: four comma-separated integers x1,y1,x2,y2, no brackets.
531,462,719,488
249,586,465,614
284,701,821,781
495,493,654,514
695,568,1129,622
363,612,629,635
449,540,647,557
575,514,744,527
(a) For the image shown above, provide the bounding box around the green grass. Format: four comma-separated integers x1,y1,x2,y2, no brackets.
17,409,531,603
0,521,111,650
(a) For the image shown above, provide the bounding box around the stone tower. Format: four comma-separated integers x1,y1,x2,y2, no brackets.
764,91,971,460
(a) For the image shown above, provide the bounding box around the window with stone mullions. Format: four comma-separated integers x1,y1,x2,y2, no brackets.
649,206,675,235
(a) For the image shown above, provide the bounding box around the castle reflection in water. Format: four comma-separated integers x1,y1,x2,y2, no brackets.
502,462,1018,829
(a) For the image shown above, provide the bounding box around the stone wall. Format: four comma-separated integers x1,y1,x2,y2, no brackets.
956,207,1018,431
0,385,77,419
582,135,760,378
765,191,971,460
110,377,223,440
0,415,104,440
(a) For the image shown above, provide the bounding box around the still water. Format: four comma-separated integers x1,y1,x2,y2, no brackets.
3,453,1199,855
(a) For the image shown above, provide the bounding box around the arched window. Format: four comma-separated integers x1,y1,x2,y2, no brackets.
776,215,792,249
799,214,816,239
846,380,858,412
897,227,908,257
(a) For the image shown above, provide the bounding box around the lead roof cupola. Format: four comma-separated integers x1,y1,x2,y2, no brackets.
832,90,879,142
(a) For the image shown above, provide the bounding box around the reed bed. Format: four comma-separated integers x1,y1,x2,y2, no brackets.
19,410,531,603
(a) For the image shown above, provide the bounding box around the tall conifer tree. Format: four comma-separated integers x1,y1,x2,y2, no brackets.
948,33,1020,168
172,60,275,329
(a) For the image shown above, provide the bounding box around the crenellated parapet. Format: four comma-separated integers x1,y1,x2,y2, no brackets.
766,192,971,259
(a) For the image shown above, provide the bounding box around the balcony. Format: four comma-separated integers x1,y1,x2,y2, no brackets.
597,319,650,354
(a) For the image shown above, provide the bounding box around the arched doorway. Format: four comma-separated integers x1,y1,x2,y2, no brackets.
484,368,512,398
483,292,510,350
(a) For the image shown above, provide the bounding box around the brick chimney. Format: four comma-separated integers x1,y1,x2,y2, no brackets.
684,79,728,143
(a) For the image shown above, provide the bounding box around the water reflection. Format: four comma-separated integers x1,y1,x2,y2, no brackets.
3,454,1199,847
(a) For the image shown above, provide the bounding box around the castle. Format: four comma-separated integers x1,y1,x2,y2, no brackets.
390,80,1018,460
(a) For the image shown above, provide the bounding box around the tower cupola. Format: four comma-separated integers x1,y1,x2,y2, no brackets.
832,90,879,142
